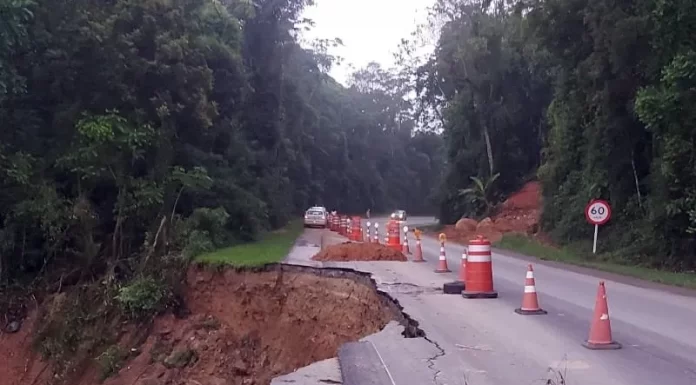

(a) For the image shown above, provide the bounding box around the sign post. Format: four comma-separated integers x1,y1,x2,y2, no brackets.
585,199,612,254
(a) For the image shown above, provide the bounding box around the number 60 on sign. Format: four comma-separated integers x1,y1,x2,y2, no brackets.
585,200,611,225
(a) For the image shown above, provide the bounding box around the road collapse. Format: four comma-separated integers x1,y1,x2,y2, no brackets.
1,263,424,385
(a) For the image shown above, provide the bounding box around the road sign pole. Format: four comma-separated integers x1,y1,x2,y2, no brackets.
593,224,598,254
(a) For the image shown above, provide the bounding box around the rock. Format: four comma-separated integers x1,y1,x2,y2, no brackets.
455,218,477,232
5,320,20,333
163,347,196,368
476,217,494,230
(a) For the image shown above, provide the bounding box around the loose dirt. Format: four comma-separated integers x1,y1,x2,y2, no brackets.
312,242,408,262
1,264,420,385
440,181,544,244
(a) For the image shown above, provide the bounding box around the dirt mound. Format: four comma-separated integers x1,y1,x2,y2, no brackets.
501,181,541,210
439,181,542,244
312,242,407,262
2,264,415,385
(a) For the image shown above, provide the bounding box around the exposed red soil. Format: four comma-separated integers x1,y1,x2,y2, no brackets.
312,241,408,262
439,181,545,244
2,265,402,385
1,311,53,385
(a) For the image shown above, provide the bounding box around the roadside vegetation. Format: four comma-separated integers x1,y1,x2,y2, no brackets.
496,234,696,289
0,0,443,382
426,0,696,275
195,221,304,266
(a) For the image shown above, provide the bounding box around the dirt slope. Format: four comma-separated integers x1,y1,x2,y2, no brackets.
441,181,543,243
1,264,412,385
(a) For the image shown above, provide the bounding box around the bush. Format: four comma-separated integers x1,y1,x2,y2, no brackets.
115,276,171,319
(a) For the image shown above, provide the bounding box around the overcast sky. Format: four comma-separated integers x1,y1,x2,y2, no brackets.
300,0,435,85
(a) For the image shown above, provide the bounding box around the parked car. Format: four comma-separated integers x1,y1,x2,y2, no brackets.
304,207,328,228
390,210,407,221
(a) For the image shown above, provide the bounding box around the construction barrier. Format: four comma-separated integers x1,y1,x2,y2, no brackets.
583,281,621,350
386,220,401,251
402,225,411,254
514,264,546,315
346,217,352,239
412,228,425,262
435,233,451,273
351,216,362,242
373,223,380,244
340,216,348,236
332,214,339,232
461,235,498,298
365,221,371,243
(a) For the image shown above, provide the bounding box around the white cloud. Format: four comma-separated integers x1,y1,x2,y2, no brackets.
299,0,436,85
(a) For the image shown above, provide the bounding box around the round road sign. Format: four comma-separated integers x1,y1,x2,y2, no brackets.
585,200,611,225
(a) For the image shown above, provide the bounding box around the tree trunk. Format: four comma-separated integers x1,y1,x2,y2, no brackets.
631,149,642,208
483,126,494,177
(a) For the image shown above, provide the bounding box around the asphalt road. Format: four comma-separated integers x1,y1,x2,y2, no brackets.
360,216,696,385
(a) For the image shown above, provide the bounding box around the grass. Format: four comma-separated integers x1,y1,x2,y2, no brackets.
495,234,696,289
194,220,305,266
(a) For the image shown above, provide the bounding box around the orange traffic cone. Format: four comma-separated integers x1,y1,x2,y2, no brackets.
514,264,547,315
412,239,425,262
582,281,621,350
435,241,451,273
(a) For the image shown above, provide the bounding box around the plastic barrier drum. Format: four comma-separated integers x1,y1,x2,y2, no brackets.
340,216,348,236
331,213,341,232
386,220,401,251
351,216,362,241
461,235,498,299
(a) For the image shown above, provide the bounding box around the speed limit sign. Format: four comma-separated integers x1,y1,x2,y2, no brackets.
585,200,611,225
585,199,611,254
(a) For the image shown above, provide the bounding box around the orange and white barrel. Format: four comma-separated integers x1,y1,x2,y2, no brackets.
462,235,498,298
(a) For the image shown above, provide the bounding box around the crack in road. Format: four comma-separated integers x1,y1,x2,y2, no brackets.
378,282,440,296
423,335,446,384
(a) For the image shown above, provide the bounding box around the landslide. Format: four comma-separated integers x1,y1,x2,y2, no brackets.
1,264,422,385
312,241,408,262
441,181,545,243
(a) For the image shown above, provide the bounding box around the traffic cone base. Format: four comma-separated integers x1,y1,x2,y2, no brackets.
515,308,548,315
462,290,498,299
582,340,622,350
435,267,452,273
443,281,465,294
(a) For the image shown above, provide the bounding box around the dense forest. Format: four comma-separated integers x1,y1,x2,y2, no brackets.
427,0,696,270
3,0,696,285
0,0,444,285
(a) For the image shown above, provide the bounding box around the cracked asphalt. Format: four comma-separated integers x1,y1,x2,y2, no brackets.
279,219,696,385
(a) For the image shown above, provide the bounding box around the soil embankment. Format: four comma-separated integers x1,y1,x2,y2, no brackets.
312,242,407,262
440,181,544,243
1,264,422,385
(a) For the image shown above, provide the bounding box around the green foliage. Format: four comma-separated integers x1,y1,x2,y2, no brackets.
0,0,444,287
429,0,696,270
115,276,171,319
458,173,500,217
182,207,231,257
195,220,305,266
